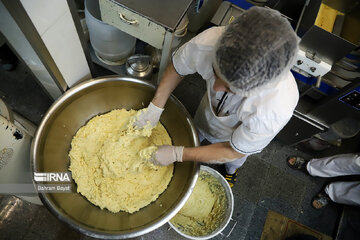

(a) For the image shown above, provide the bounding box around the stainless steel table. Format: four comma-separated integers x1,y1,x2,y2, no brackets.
99,0,193,83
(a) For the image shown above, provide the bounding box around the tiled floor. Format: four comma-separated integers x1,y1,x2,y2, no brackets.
0,60,354,240
0,61,52,125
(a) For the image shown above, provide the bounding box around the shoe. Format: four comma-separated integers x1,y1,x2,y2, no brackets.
311,191,331,209
221,167,238,188
286,156,309,174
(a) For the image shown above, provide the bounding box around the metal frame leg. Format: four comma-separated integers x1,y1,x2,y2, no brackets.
158,31,174,84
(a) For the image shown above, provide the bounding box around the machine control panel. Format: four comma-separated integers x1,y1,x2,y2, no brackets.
339,87,360,110
293,49,332,77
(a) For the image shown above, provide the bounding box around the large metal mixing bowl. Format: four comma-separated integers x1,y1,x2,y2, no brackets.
31,76,199,239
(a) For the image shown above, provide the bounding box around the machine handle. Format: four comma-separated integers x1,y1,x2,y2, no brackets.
219,218,237,238
315,75,322,88
119,13,138,25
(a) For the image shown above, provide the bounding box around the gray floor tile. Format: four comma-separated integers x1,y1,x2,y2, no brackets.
136,223,188,240
22,206,81,240
244,206,268,240
0,194,13,206
0,63,52,125
257,197,299,223
296,182,340,237
260,165,307,219
253,140,283,163
233,157,270,203
269,144,313,182
255,139,312,165
225,198,256,240
219,226,247,240
0,195,41,240
232,198,256,228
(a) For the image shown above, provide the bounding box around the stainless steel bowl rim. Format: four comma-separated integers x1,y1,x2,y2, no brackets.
168,165,234,240
31,76,200,239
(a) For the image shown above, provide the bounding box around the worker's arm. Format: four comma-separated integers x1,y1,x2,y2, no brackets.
152,62,183,108
183,142,244,163
133,63,183,128
151,142,244,166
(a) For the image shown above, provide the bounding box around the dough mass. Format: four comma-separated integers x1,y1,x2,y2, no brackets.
69,109,173,213
170,170,227,236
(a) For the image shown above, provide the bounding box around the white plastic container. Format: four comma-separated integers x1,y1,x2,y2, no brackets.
85,0,136,63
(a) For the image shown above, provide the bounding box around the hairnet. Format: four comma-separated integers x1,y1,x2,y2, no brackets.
213,6,299,94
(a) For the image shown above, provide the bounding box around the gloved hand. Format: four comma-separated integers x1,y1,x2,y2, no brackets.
133,102,164,128
150,145,184,166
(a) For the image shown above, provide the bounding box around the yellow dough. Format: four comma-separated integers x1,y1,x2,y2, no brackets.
139,146,158,162
170,170,227,236
69,109,173,213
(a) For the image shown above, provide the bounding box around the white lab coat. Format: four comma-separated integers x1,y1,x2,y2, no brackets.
172,26,299,156
307,153,360,206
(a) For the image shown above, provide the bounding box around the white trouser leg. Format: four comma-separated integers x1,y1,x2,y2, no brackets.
325,181,360,206
306,153,360,177
225,155,248,174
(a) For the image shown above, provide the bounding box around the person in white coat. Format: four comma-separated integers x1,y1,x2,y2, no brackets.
287,153,360,208
134,7,299,186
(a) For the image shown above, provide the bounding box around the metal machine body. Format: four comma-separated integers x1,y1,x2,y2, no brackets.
0,99,41,205
277,0,360,145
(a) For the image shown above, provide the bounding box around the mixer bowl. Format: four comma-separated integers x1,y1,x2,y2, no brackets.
31,76,199,239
